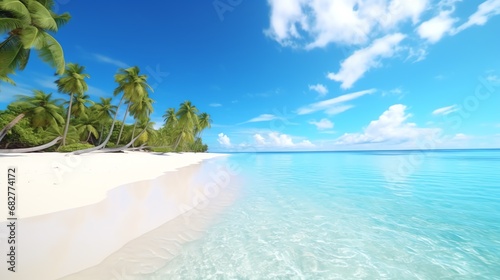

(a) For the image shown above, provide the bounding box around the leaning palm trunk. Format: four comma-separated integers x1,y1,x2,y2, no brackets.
0,113,25,143
131,121,137,148
91,127,147,153
62,93,74,146
73,95,126,155
0,137,62,153
116,102,131,145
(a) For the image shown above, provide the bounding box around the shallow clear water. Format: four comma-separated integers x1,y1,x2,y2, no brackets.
152,150,500,279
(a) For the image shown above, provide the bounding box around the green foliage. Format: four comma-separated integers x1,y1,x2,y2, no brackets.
57,143,94,152
0,0,71,82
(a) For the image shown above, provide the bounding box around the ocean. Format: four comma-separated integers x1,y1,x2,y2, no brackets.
152,150,500,279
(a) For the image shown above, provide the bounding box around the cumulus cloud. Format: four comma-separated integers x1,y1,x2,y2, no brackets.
327,33,406,89
217,133,231,147
309,83,328,96
335,104,440,145
253,132,314,148
432,105,458,115
265,0,427,48
309,118,334,130
417,11,457,43
297,89,375,115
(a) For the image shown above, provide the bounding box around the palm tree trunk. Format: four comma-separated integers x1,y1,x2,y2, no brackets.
98,124,104,144
0,137,62,153
0,113,25,143
116,102,131,145
86,131,92,142
131,121,137,148
73,95,126,155
173,134,182,151
95,127,147,153
62,93,74,146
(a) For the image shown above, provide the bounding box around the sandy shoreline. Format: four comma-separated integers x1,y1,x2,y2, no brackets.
0,152,227,221
0,152,238,279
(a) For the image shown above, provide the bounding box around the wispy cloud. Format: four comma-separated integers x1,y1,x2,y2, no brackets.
432,105,459,116
93,53,129,68
209,103,222,107
242,114,281,124
327,33,406,89
308,84,328,96
0,83,32,103
297,89,375,115
309,118,334,130
35,78,57,90
454,0,500,34
87,85,110,98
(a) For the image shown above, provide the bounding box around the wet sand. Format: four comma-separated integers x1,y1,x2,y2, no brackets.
0,152,239,279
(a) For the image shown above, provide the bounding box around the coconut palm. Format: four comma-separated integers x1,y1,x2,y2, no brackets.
92,97,117,144
0,0,71,82
11,90,64,129
69,93,93,118
196,112,212,137
173,101,198,150
55,63,89,145
163,108,177,129
129,94,154,144
74,66,152,154
42,123,78,144
75,115,99,143
113,66,152,145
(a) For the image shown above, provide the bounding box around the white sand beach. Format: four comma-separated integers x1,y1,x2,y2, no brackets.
0,152,227,221
0,152,239,280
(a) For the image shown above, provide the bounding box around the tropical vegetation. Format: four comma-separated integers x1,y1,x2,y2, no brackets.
0,2,212,153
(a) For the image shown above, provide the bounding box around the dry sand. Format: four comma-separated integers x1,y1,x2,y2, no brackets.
0,152,239,280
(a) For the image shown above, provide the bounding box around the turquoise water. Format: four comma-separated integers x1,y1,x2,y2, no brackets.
153,150,500,279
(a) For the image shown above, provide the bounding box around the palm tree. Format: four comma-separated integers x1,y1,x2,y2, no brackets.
92,97,117,144
73,66,152,155
129,94,154,145
196,112,212,137
0,0,71,83
163,108,177,129
76,115,99,143
12,90,64,129
113,66,152,145
42,123,78,144
55,63,89,146
173,101,199,150
69,93,93,118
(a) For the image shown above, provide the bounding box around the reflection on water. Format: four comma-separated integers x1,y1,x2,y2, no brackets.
0,158,241,280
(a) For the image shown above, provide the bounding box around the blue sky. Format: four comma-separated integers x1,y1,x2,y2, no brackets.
1,0,500,151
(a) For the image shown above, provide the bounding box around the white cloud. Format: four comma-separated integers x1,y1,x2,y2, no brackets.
327,33,406,89
209,103,222,107
297,88,375,115
244,114,280,123
452,133,469,141
417,11,457,43
309,83,328,96
93,54,129,68
432,105,458,115
309,118,334,130
217,133,231,147
454,0,500,34
35,78,57,90
265,0,428,48
486,74,500,84
253,132,314,148
335,104,440,145
87,85,109,97
0,83,32,103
